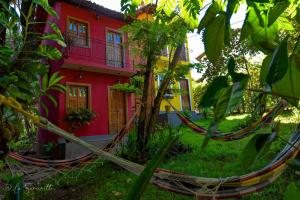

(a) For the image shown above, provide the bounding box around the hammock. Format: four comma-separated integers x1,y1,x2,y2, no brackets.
167,100,286,141
152,128,300,198
8,107,140,169
0,94,297,199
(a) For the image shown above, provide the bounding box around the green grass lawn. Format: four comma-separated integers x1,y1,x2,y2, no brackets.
27,113,299,200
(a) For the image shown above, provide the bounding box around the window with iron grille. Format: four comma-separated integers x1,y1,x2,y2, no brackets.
67,19,89,47
106,31,124,67
157,74,173,98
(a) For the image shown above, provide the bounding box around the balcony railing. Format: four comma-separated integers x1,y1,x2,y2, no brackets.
63,32,132,68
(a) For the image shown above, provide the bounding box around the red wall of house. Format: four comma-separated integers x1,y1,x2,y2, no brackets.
38,2,135,146
57,68,134,137
59,2,132,69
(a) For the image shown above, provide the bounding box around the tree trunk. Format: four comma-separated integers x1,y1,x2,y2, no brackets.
136,45,183,157
136,54,154,156
147,45,183,136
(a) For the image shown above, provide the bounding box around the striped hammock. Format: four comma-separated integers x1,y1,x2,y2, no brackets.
167,100,286,141
152,126,300,198
8,107,140,169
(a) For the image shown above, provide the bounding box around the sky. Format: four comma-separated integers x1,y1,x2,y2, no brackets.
93,0,246,80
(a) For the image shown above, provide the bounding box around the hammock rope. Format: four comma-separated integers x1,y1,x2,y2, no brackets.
8,104,140,169
166,100,286,141
0,94,298,199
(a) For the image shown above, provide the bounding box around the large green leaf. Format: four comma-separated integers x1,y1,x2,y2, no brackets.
203,12,226,64
266,37,289,86
33,0,58,18
42,73,48,91
260,55,272,86
213,58,249,121
50,85,66,93
224,0,239,45
270,36,300,101
199,76,229,108
50,23,64,40
38,45,62,60
240,13,253,41
284,182,300,200
197,1,221,32
272,56,300,100
227,57,246,82
277,17,294,31
213,76,248,121
41,34,66,47
240,132,277,167
49,72,64,87
267,0,290,27
247,6,279,54
126,134,179,200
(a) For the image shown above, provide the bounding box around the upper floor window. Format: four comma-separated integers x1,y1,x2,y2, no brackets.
157,74,174,98
66,85,90,113
106,30,124,67
67,18,89,47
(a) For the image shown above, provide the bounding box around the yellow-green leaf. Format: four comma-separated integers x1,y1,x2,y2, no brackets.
203,12,226,64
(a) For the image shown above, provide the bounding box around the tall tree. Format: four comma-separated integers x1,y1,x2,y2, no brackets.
121,1,195,157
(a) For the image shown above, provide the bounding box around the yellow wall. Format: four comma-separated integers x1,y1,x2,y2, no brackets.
155,57,195,112
136,7,195,112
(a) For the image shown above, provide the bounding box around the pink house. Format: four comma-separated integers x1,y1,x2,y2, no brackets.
39,0,137,158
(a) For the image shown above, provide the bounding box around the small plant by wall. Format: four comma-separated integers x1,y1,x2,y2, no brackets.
65,109,96,131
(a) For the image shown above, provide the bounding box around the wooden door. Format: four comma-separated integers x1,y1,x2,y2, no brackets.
180,79,191,111
109,89,126,134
